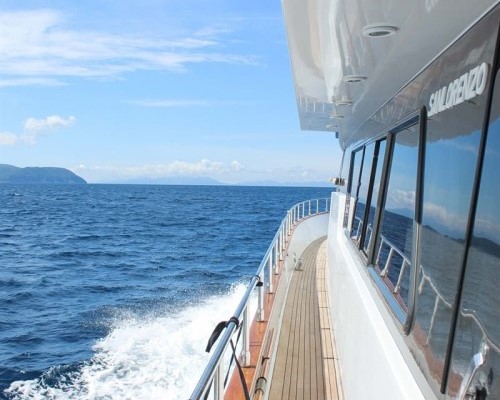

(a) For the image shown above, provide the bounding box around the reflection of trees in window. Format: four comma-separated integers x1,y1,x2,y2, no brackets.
374,127,418,307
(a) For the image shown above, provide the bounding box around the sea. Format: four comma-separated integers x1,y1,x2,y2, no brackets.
0,184,332,399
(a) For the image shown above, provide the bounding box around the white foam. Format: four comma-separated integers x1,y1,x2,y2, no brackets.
6,284,253,399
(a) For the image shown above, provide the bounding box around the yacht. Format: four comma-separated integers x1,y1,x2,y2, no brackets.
190,1,500,399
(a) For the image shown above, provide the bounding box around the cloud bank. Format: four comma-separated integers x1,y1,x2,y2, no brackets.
75,159,244,181
0,115,75,146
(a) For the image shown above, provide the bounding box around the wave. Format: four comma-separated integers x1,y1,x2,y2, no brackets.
4,284,249,399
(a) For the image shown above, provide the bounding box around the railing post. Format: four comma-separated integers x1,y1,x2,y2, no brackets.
308,200,311,216
381,247,394,277
258,272,265,321
376,240,383,266
274,241,279,273
268,252,273,293
278,230,286,261
316,199,319,213
242,307,251,367
394,259,408,294
214,365,224,400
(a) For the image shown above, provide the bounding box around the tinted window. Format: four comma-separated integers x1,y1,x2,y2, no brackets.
363,139,386,254
345,149,363,230
351,143,375,244
446,69,500,398
373,126,419,308
410,77,488,395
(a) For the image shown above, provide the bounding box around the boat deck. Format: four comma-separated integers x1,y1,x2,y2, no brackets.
268,237,340,400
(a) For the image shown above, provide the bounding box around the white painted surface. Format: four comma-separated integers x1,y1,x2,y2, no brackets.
281,0,497,147
326,192,435,400
284,213,329,273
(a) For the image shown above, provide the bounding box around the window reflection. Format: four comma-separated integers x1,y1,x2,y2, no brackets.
411,111,482,392
363,139,386,254
446,85,500,398
374,127,418,307
351,143,375,245
345,149,363,230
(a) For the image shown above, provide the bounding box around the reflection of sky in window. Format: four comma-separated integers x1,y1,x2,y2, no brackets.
385,135,418,213
422,130,480,238
474,118,500,243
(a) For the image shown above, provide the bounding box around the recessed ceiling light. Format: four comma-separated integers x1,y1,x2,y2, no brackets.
362,24,398,37
343,75,367,83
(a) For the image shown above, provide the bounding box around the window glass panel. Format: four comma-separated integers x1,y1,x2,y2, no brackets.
344,149,363,230
374,127,419,308
363,139,386,254
446,72,500,398
351,143,375,244
410,95,485,395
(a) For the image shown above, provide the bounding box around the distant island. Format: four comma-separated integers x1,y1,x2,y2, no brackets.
0,164,87,184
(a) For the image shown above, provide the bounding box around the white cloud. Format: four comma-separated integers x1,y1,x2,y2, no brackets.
423,202,467,233
24,115,75,132
387,189,415,210
129,98,251,108
0,77,66,87
73,161,330,185
0,10,255,85
0,115,76,146
129,99,213,108
0,132,19,146
423,201,500,241
230,160,244,171
76,159,235,180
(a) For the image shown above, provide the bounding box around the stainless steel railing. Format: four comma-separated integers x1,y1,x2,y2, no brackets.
374,234,500,358
189,198,331,400
376,234,411,295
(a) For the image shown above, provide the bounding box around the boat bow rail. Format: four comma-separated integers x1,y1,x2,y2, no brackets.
189,198,331,400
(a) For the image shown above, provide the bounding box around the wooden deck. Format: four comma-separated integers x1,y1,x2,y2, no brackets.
268,237,339,400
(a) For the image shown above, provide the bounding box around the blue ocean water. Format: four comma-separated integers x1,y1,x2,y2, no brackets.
0,184,332,399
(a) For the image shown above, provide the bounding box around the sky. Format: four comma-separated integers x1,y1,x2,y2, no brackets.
0,0,342,185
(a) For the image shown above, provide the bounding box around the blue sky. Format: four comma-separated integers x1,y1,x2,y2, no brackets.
0,0,341,185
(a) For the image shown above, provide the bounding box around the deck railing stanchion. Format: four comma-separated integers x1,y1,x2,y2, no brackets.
268,253,273,293
274,241,279,273
189,198,332,400
214,365,223,400
258,271,265,321
381,247,394,277
242,306,251,367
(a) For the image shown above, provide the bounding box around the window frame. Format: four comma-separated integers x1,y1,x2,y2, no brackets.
345,108,426,329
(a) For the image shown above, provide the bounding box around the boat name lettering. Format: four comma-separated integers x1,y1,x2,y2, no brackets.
428,62,488,117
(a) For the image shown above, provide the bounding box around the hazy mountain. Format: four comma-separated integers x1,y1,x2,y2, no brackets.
0,164,87,184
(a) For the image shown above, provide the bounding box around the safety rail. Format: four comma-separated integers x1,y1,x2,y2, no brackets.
374,235,500,358
189,198,330,400
351,216,373,249
375,234,411,295
352,216,363,242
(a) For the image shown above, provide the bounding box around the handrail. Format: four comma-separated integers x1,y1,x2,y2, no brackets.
189,197,331,400
376,234,411,295
374,233,500,358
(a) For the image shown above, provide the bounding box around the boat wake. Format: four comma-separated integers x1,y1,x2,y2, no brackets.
4,284,249,399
